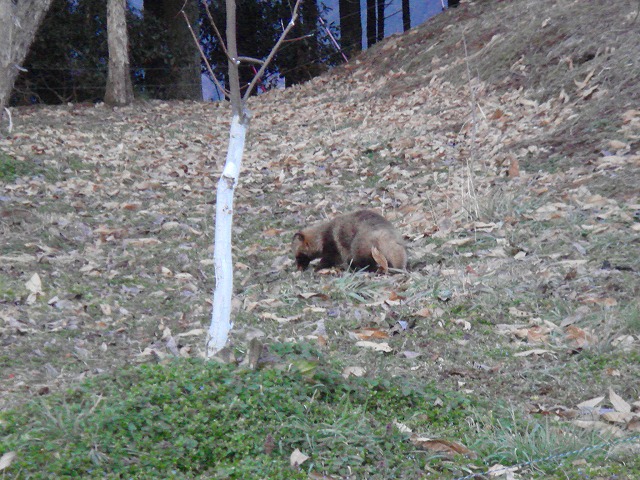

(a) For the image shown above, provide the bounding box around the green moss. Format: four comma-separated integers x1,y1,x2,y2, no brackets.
0,151,46,182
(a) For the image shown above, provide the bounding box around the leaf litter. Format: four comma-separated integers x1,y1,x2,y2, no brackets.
1,0,639,451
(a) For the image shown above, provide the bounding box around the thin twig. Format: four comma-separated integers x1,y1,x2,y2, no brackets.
225,0,242,113
318,16,348,63
282,33,315,43
3,108,13,133
88,394,103,415
181,9,229,98
461,31,480,220
202,0,230,60
238,56,264,65
243,0,303,101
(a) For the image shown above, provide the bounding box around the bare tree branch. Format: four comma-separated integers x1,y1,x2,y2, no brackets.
282,33,315,43
181,9,229,98
238,56,264,65
202,0,230,61
226,0,242,115
242,0,303,101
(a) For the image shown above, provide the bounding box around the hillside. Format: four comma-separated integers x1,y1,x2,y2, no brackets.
355,0,639,176
1,0,639,477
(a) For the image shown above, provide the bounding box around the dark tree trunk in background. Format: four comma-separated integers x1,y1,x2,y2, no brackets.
402,0,411,31
236,0,263,96
338,0,362,58
144,0,200,100
366,0,376,48
105,0,134,105
376,0,384,42
0,0,53,113
169,0,201,99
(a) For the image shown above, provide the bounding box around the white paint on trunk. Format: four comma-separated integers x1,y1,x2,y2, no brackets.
206,114,247,357
200,0,301,358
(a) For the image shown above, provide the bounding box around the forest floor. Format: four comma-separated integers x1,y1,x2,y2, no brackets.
1,0,640,477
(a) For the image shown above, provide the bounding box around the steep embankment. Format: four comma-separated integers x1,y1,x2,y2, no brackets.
252,0,640,197
353,0,640,180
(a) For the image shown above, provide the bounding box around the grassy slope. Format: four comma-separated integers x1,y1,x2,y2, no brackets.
1,0,640,477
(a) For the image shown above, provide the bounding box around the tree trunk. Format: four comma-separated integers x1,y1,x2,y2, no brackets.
143,0,201,100
0,0,54,114
206,0,246,356
105,0,134,106
166,0,200,100
205,0,302,357
338,0,362,58
376,0,384,43
366,0,377,48
207,114,246,356
402,0,411,32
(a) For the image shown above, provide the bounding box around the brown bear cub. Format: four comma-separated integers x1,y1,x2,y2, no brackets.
292,210,407,272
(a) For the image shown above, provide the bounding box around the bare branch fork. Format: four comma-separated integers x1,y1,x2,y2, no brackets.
200,2,264,67
182,0,303,103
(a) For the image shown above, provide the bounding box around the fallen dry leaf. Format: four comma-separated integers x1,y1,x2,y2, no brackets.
290,448,309,467
565,325,596,348
514,349,552,357
508,157,520,177
601,411,633,424
259,313,303,324
609,387,631,414
123,238,162,247
342,366,366,378
355,341,392,352
176,328,206,337
0,452,17,471
297,292,329,300
413,307,431,318
445,237,474,247
577,396,605,410
582,296,617,307
393,420,412,433
488,463,519,479
508,307,533,318
25,273,43,294
350,328,390,340
410,436,477,459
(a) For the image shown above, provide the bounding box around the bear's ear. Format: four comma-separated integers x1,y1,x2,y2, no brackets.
292,232,305,244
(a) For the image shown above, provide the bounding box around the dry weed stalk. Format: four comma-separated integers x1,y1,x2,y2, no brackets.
461,31,480,220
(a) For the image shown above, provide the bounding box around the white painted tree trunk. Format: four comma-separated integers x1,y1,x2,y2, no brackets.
198,0,301,358
206,114,247,357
